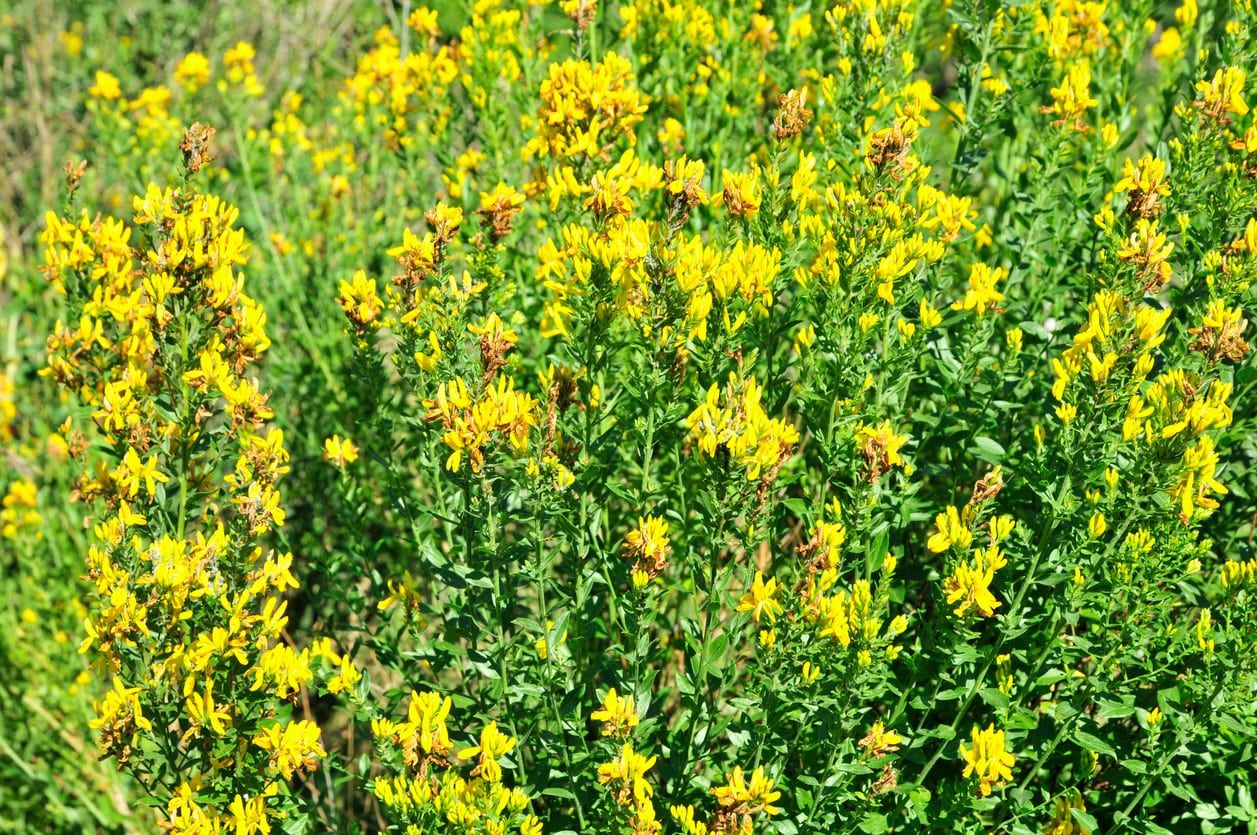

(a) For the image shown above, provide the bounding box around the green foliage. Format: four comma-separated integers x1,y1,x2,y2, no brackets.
2,1,1257,833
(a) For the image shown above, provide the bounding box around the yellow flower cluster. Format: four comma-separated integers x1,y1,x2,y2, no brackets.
943,542,1010,619
1051,289,1171,414
0,371,15,441
1114,153,1171,218
930,473,1016,620
1043,62,1098,131
738,571,783,627
592,687,641,737
1,479,41,540
959,722,1015,797
671,235,782,341
1221,558,1257,590
796,526,907,667
854,420,910,482
598,741,661,834
671,765,782,835
1044,791,1091,835
34,1,1257,831
372,690,541,834
1194,67,1249,124
341,23,462,148
423,376,539,473
951,263,1007,317
526,53,649,161
623,515,671,588
41,153,334,830
686,372,798,482
812,571,907,666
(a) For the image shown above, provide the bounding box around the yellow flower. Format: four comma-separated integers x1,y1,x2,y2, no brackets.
227,795,270,834
855,420,909,481
529,54,648,160
90,677,153,760
960,723,1015,796
89,70,122,101
794,323,817,354
738,571,784,625
598,742,657,806
1196,608,1214,653
687,372,798,482
944,545,1008,618
720,169,762,218
1044,62,1097,130
327,653,362,695
859,721,904,757
996,653,1014,694
323,435,360,467
657,116,685,148
477,182,527,240
1171,436,1228,521
253,720,326,779
712,765,782,817
398,690,454,763
591,688,640,737
114,448,169,499
664,155,709,213
1176,0,1198,27
1044,791,1091,835
670,804,709,835
1,479,42,540
1151,27,1182,63
952,263,1007,316
458,721,517,784
928,505,973,553
223,40,261,93
919,299,943,330
250,644,313,699
175,52,211,90
1188,300,1250,363
60,28,84,57
423,375,539,473
1114,154,1170,219
1195,67,1248,121
406,6,440,36
338,270,383,331
182,682,231,743
377,573,422,613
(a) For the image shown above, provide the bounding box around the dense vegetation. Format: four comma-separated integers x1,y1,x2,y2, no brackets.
2,1,1256,832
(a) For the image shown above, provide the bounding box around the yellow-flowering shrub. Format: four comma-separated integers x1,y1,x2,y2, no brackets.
39,156,339,831
2,0,1257,833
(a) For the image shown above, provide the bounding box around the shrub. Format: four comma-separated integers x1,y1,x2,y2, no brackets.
2,1,1256,833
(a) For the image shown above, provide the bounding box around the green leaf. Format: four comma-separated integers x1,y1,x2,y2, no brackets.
1071,809,1100,832
858,813,889,834
970,436,1005,464
1096,700,1135,720
1072,729,1115,758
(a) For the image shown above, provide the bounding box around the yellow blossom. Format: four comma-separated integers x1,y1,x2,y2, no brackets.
960,723,1015,796
323,435,360,467
738,571,784,625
